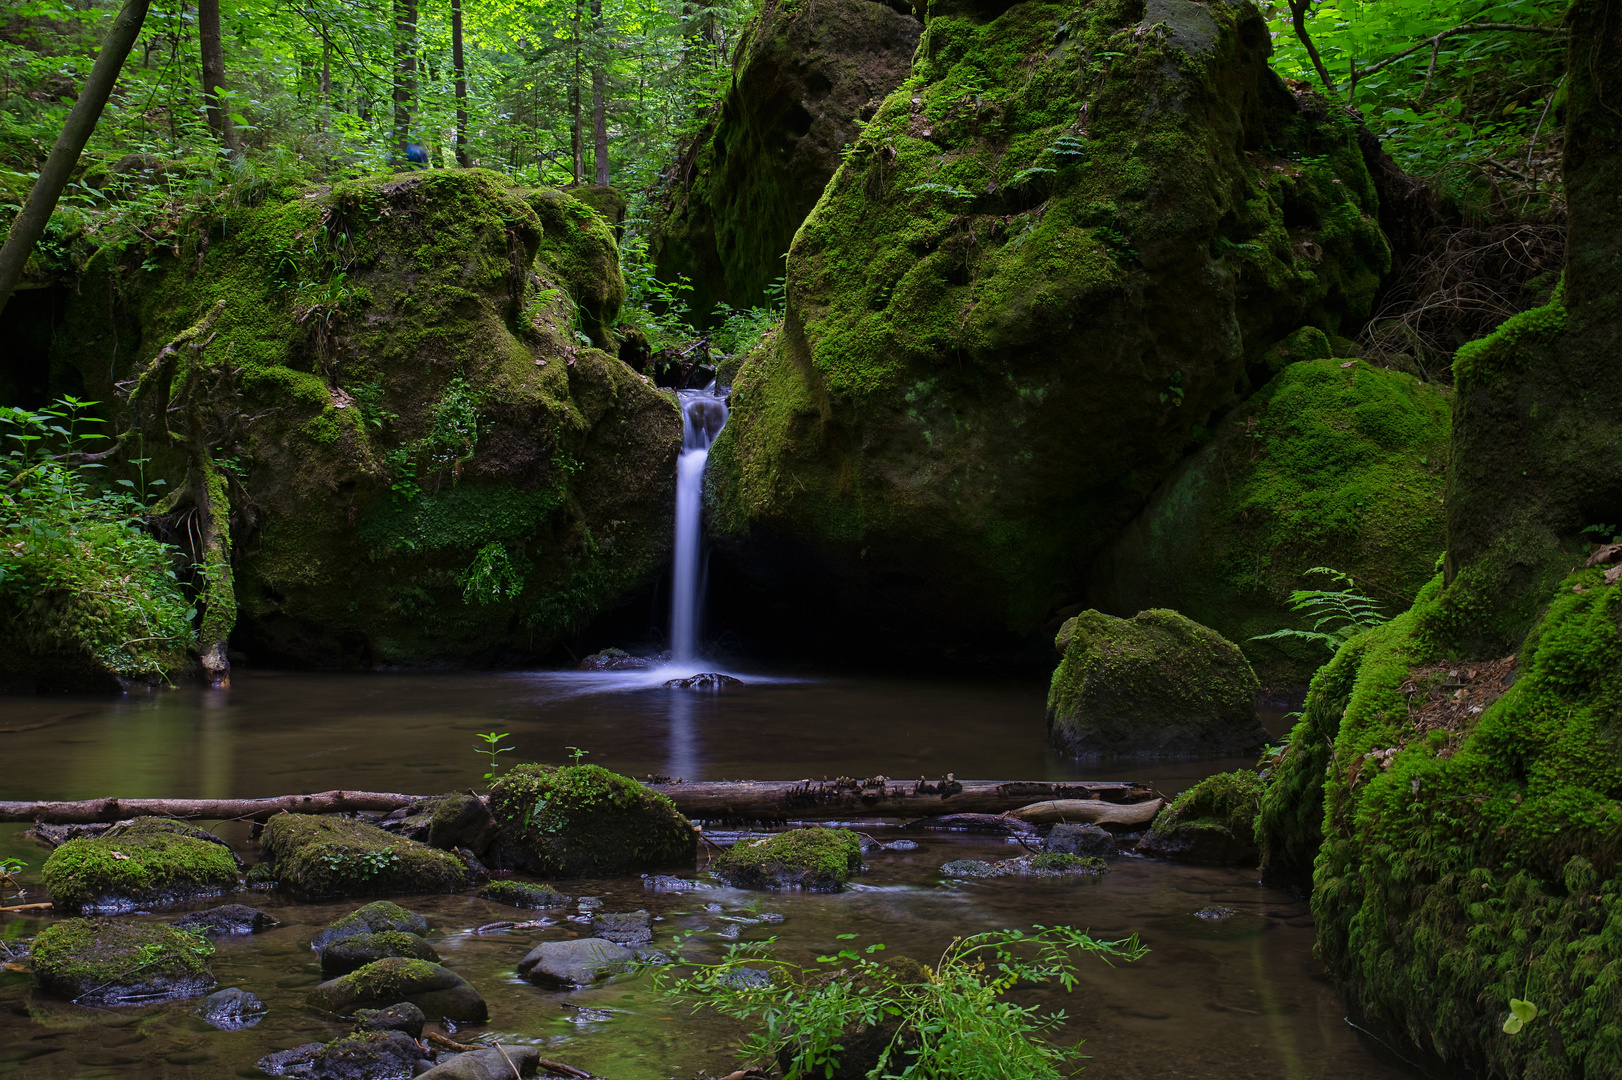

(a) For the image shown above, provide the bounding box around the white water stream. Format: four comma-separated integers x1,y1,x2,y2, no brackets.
670,386,728,662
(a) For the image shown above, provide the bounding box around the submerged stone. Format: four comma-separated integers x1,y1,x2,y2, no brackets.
516,937,634,987
31,918,215,1004
355,1001,427,1039
311,901,430,950
320,931,440,977
590,910,653,945
1140,770,1263,866
42,818,241,914
487,763,697,877
477,880,569,909
938,859,1005,878
196,987,265,1030
711,828,863,891
306,1029,429,1080
260,814,464,898
306,957,488,1022
173,903,279,936
259,1043,324,1077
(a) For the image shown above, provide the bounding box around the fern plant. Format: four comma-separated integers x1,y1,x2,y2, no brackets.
1250,566,1389,655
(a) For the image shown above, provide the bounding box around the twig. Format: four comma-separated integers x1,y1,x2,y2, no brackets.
426,1032,480,1052
0,902,52,913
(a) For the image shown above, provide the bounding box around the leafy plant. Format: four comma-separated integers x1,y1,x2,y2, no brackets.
458,542,525,605
318,847,398,880
1250,566,1390,655
1504,997,1538,1034
474,731,515,781
0,857,26,901
663,926,1147,1080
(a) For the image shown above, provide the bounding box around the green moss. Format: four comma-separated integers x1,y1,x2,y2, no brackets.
488,763,697,877
1024,852,1108,875
31,918,215,1004
478,880,567,909
311,901,429,949
43,820,240,913
307,955,487,1022
712,827,863,891
259,815,464,898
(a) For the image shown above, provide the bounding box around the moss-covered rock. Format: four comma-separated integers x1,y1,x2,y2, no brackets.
708,0,1391,662
1087,358,1451,685
486,763,696,877
306,957,488,1022
653,0,922,320
45,169,677,670
477,880,569,909
712,827,863,891
1047,609,1266,758
31,918,215,1004
1139,769,1262,865
259,815,463,898
310,901,430,950
305,1030,429,1079
43,818,241,913
320,930,440,977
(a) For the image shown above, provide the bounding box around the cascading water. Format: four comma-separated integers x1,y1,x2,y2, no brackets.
670,386,728,662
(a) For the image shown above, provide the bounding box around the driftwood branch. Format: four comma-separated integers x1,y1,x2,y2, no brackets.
0,778,1157,825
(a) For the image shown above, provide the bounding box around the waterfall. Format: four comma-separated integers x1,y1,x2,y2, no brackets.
670,387,728,662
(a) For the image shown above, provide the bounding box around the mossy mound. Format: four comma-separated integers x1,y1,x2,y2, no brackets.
487,763,697,877
1088,358,1451,685
43,818,241,913
310,901,430,950
652,0,922,320
478,880,569,909
711,828,863,891
44,169,677,669
1047,609,1267,758
306,957,488,1022
320,931,440,977
31,918,215,1004
259,815,464,898
708,0,1391,662
1140,770,1262,865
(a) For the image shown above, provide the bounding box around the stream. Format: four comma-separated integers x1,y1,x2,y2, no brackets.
0,670,1415,1080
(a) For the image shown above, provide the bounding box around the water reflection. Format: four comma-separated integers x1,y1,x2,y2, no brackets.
665,684,699,780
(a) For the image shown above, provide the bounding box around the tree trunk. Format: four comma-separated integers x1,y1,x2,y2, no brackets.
590,0,608,185
570,0,583,184
452,0,469,166
197,0,237,150
393,0,419,160
0,0,152,316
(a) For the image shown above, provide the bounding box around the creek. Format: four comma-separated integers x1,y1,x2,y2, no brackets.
0,672,1415,1080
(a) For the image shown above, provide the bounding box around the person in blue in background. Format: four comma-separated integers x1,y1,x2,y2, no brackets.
405,143,428,167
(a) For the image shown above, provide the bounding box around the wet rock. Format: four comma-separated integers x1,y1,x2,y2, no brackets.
642,874,714,893
487,764,697,877
664,672,742,690
1042,824,1118,860
478,881,569,909
712,827,863,892
591,910,653,945
999,853,1108,878
1140,770,1264,866
307,958,488,1022
260,815,465,899
307,1030,428,1080
577,648,652,670
196,987,266,1029
938,859,1005,878
516,938,634,987
1046,610,1268,759
717,967,774,990
355,1002,426,1039
30,918,215,1004
259,1043,324,1077
312,902,431,950
173,903,279,936
884,839,920,852
1195,906,1236,920
416,1044,542,1079
427,794,497,854
320,931,440,977
25,822,112,848
42,818,242,914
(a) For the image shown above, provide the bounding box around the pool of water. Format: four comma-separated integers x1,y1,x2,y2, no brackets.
0,668,1411,1080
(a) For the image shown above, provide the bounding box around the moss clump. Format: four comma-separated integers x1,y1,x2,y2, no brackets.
1089,358,1451,684
310,901,429,950
487,763,697,877
1140,770,1263,865
319,931,439,977
43,819,240,913
1047,609,1267,758
259,815,463,899
31,918,215,1004
306,956,488,1022
712,828,863,892
1020,853,1109,876
478,880,569,909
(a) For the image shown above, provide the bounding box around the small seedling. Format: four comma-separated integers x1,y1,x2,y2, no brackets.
1503,998,1538,1034
475,731,514,780
1,857,28,900
567,745,590,765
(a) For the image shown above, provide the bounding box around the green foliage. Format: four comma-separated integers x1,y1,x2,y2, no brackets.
664,926,1146,1080
474,731,515,781
318,847,399,881
1250,566,1390,656
458,543,525,605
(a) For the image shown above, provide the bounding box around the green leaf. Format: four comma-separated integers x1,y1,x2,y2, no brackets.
1504,998,1538,1033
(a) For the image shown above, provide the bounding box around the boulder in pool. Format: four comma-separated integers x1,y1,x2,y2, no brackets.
30,918,215,1004
1046,609,1268,758
355,1002,426,1039
173,903,279,936
999,853,1108,877
487,763,697,877
577,648,652,670
591,910,652,945
1140,770,1264,866
42,818,241,913
711,827,862,891
306,957,488,1022
516,938,633,987
320,931,440,977
306,1030,432,1080
478,880,570,909
196,986,265,1030
311,901,430,950
417,1044,542,1079
260,814,464,898
1043,824,1118,860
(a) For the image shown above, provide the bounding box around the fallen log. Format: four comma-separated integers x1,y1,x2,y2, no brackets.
1005,798,1165,827
0,790,418,824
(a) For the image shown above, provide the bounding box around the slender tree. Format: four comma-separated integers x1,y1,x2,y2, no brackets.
570,0,584,184
392,0,419,160
0,0,152,316
451,0,469,165
198,0,238,150
591,0,608,185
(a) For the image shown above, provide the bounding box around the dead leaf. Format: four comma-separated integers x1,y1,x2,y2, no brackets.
110,851,129,861
1606,565,1622,586
1585,543,1622,568
1340,361,1356,369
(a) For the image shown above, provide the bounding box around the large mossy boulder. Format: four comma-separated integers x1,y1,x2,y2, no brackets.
43,818,241,913
31,918,215,1004
306,957,488,1022
711,827,863,891
1254,11,1622,1074
487,763,696,876
708,0,1390,663
653,0,922,320
1047,609,1266,758
310,901,430,950
259,815,464,898
1088,358,1451,685
44,169,677,669
1139,770,1262,865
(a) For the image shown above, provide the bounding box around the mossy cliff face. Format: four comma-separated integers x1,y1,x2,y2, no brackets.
50,170,676,667
653,0,922,319
1255,7,1622,1074
1088,358,1451,685
709,0,1390,661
